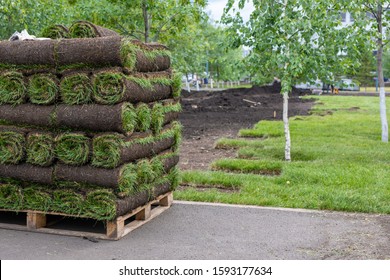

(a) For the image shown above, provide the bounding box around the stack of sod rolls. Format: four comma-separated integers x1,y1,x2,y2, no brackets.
0,21,181,221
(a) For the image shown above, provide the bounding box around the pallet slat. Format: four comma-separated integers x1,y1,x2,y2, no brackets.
0,191,172,240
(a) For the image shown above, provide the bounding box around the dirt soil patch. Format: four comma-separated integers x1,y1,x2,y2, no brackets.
179,83,315,170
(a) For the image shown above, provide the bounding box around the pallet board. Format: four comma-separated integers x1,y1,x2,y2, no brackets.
0,192,173,241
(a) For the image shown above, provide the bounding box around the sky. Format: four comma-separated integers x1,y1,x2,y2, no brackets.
206,0,254,22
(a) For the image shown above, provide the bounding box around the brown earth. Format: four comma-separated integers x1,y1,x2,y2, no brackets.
178,83,315,170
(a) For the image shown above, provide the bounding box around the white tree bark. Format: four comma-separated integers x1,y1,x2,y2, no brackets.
379,86,388,142
283,91,291,161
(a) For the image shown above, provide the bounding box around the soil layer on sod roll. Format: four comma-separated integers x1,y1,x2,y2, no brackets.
0,164,53,185
0,103,136,134
0,37,171,72
69,21,119,38
0,104,55,128
54,152,178,194
0,40,57,66
92,70,173,105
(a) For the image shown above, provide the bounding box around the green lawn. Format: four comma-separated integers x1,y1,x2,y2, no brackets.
175,95,390,214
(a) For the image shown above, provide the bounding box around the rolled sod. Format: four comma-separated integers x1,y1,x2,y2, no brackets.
0,37,170,72
151,101,181,133
0,131,25,164
0,103,136,134
23,187,52,211
60,72,93,104
0,164,54,185
0,40,57,66
84,189,116,220
27,74,59,105
41,24,70,39
55,133,91,165
69,21,119,38
135,103,152,132
52,189,84,215
92,71,173,104
26,132,55,166
0,71,26,105
0,184,23,210
92,123,180,168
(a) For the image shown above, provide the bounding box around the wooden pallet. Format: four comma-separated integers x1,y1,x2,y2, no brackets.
0,192,173,241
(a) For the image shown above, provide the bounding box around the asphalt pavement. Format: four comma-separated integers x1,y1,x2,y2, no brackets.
0,201,389,260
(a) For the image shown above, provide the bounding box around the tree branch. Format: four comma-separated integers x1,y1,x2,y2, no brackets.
363,2,378,21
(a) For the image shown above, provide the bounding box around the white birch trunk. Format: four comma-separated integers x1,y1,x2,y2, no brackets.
283,91,291,161
379,86,388,142
196,80,200,91
185,79,190,92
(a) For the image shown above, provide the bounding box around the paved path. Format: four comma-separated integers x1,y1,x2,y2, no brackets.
0,201,389,260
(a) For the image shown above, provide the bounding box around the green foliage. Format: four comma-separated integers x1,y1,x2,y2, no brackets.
0,72,26,105
60,73,93,105
0,132,25,164
28,74,59,105
55,133,90,165
26,133,55,166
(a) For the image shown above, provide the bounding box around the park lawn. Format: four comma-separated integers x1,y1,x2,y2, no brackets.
175,95,390,214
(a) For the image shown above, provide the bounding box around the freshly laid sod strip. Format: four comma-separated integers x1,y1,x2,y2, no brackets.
69,21,119,38
0,131,25,164
211,159,283,175
23,187,52,211
27,74,59,105
0,71,26,105
0,103,137,134
0,37,170,72
26,133,55,166
51,189,84,215
55,133,91,165
0,184,23,209
60,72,93,104
239,120,284,138
41,24,69,39
176,96,390,214
215,138,265,149
181,170,245,190
92,122,180,168
92,71,173,104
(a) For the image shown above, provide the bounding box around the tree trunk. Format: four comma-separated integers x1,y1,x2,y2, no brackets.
377,3,388,142
142,0,150,43
283,91,291,161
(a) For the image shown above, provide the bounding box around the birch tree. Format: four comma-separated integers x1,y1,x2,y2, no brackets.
353,1,390,142
223,0,361,161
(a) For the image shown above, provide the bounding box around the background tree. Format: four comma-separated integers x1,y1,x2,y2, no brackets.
222,0,362,161
353,1,390,142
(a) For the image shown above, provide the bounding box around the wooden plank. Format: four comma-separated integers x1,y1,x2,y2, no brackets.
135,204,151,220
27,212,46,229
0,192,173,240
160,192,173,207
